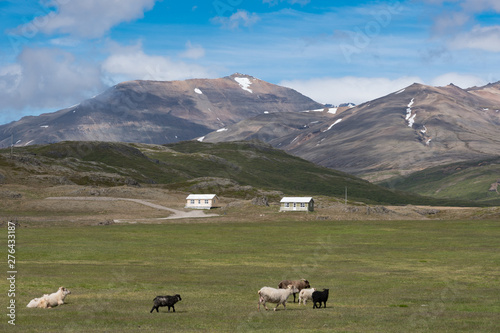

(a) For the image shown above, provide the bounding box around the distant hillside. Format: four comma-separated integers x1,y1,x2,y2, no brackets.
0,140,480,206
0,74,324,148
205,82,500,181
379,157,500,205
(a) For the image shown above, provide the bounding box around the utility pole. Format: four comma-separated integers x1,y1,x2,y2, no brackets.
345,186,347,206
10,133,13,158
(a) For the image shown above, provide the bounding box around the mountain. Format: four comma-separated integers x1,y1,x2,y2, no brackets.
0,140,478,206
0,74,323,148
205,82,500,181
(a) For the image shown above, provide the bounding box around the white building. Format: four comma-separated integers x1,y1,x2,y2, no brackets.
279,197,314,212
185,194,219,209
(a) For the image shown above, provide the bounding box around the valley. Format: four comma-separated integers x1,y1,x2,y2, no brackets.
1,75,499,207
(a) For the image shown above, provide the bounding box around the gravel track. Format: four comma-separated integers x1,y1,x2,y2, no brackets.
45,196,219,222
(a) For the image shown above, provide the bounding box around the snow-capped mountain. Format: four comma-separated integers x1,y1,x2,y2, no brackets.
0,73,323,147
205,82,500,180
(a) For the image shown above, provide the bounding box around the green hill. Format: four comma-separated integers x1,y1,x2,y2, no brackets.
0,140,485,206
379,157,500,205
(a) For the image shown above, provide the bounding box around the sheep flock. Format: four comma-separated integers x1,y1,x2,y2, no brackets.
27,278,328,314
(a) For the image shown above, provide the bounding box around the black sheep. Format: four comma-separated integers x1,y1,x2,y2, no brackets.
150,294,182,313
312,289,329,309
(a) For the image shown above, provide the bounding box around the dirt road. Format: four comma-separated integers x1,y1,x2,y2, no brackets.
45,196,219,222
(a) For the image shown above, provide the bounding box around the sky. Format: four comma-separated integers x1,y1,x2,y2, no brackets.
1,0,499,124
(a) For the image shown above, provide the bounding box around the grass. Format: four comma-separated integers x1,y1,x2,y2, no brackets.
2,219,499,332
379,157,500,205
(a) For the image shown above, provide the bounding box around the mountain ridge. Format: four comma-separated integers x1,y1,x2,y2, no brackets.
0,73,324,148
205,81,500,180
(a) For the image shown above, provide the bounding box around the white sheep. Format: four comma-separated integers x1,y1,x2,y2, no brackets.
27,287,71,309
26,296,49,308
298,288,316,305
258,285,298,311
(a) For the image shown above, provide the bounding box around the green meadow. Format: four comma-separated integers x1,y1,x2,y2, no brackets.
3,219,499,332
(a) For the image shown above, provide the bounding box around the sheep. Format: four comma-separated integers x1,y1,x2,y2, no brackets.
298,288,316,305
26,296,48,308
258,285,298,311
278,278,310,303
26,287,71,309
150,294,182,313
312,288,329,309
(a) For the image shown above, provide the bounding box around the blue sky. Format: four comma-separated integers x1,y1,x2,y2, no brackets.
1,0,500,124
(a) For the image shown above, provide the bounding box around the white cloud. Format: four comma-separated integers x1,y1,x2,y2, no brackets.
0,64,22,94
17,0,157,38
429,0,500,51
282,73,490,105
280,76,423,105
102,42,214,83
461,0,500,13
179,41,206,60
432,12,470,35
212,10,260,29
449,25,500,52
0,48,103,112
430,72,487,88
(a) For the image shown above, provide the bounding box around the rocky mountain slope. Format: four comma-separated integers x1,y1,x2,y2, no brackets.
205,82,500,181
0,74,323,147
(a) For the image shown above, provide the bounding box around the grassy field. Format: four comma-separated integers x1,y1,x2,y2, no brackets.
2,218,499,332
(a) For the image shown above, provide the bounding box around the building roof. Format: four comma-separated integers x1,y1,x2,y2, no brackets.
280,197,313,203
186,194,218,200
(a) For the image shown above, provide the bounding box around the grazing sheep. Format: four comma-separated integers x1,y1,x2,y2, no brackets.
27,287,71,309
298,288,316,305
150,294,182,313
258,285,298,311
278,279,310,303
312,288,329,309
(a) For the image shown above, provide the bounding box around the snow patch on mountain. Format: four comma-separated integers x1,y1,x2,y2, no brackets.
405,98,416,127
234,77,253,93
324,119,342,132
194,88,203,94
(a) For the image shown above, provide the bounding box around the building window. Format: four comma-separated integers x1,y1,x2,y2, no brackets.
300,203,305,208
285,203,290,208
190,200,195,204
205,200,209,204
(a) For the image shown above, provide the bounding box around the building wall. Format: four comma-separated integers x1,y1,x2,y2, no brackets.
185,198,216,209
279,201,314,212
